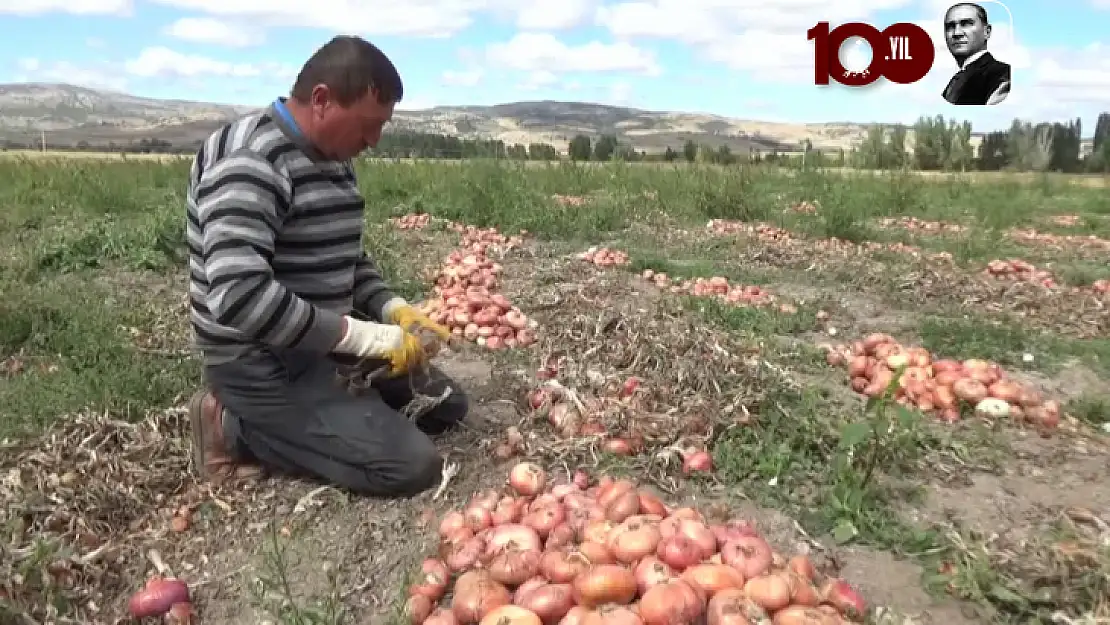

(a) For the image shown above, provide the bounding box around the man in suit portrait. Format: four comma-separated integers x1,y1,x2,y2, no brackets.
941,2,1011,105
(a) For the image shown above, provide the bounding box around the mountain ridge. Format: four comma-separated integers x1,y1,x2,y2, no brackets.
0,82,876,153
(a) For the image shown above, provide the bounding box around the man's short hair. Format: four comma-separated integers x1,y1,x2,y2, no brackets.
947,2,989,25
291,36,404,107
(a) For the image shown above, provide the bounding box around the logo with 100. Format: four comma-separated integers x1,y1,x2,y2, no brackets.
808,21,935,87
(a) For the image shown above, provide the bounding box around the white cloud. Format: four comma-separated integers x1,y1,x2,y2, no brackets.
164,17,265,47
13,57,128,91
441,69,484,87
0,0,130,14
123,47,295,80
513,0,598,29
147,0,481,38
486,33,660,75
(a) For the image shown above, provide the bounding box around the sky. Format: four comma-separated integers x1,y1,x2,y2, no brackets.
1,0,1107,134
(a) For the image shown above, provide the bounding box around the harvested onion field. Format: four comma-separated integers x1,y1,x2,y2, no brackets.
1,158,1108,625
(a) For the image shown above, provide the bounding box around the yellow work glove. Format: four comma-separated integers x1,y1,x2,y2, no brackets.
389,304,451,342
385,330,431,377
332,316,429,378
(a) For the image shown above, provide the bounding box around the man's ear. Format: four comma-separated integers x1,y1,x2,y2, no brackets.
984,24,992,40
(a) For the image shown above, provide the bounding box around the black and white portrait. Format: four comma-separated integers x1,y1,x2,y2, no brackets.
941,2,1011,105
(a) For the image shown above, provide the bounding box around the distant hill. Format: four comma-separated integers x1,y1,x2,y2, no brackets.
0,82,878,154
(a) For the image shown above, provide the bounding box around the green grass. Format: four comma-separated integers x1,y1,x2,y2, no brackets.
2,157,1109,624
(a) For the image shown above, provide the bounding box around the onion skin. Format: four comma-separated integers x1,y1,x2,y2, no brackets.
515,583,576,625
426,608,460,625
719,536,773,579
128,577,190,618
479,605,543,625
452,571,512,624
638,579,706,625
571,564,637,607
743,574,792,612
681,564,745,597
406,595,434,625
706,588,770,625
509,463,547,497
410,559,451,600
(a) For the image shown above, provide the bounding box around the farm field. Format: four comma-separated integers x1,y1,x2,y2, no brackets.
1,158,1108,625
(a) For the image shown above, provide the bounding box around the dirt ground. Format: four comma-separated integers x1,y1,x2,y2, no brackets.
3,222,1108,625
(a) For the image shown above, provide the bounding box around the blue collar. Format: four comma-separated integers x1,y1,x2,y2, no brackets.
273,98,302,138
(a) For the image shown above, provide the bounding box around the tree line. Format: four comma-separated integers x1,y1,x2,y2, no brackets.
2,112,1108,173
848,114,1109,173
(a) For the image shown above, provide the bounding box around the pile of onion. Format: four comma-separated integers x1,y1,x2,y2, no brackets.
392,213,436,230
506,380,713,475
984,259,1057,288
639,270,786,311
822,333,1060,429
706,219,794,243
406,463,868,625
577,247,630,267
419,282,537,350
451,223,528,255
876,216,965,234
1092,279,1110,295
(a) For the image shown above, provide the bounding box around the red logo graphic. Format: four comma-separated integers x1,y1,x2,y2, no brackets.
808,21,935,87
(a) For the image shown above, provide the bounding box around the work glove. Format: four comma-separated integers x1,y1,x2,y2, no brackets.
333,317,428,377
388,304,451,343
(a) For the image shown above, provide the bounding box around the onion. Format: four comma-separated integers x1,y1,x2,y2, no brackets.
128,577,191,619
406,594,434,625
479,605,542,625
440,511,467,537
682,450,713,475
604,491,642,523
787,555,816,581
771,606,840,624
988,380,1022,403
487,549,542,586
974,398,1010,419
705,588,770,625
608,518,662,563
680,564,745,596
952,378,988,404
637,491,668,516
515,583,575,625
486,524,542,556
426,608,460,625
633,556,675,595
523,503,566,538
571,564,637,607
540,548,592,583
452,571,512,624
820,578,867,620
719,535,773,579
410,559,451,600
580,605,643,625
656,535,704,570
639,579,706,625
509,463,547,496
742,574,792,611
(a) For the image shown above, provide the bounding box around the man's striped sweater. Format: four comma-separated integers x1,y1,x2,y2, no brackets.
186,99,402,365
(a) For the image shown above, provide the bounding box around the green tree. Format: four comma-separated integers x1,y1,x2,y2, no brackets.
568,135,592,161
683,139,697,162
594,134,618,161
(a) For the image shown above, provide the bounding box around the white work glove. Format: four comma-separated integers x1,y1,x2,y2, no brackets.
333,316,428,375
333,316,404,360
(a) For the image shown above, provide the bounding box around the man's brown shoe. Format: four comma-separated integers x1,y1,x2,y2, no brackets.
186,390,261,483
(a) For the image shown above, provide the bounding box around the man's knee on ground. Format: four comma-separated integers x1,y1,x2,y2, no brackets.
375,443,443,496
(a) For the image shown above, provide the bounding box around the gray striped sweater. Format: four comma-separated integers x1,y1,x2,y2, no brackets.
186,100,401,365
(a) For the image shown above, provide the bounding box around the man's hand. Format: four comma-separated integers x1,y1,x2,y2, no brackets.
389,305,451,342
332,317,430,377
